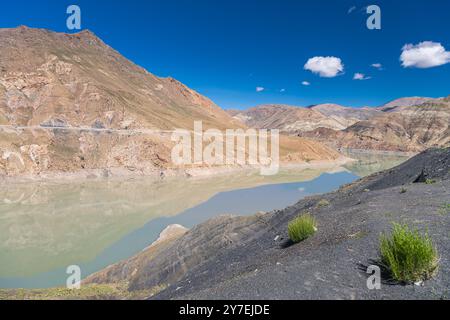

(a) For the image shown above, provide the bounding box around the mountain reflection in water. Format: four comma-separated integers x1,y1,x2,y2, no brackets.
0,151,409,288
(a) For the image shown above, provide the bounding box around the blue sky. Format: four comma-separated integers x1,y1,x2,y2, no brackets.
1,0,449,109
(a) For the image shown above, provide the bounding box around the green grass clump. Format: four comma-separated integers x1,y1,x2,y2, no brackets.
288,214,317,243
380,223,439,283
400,188,407,194
425,179,436,185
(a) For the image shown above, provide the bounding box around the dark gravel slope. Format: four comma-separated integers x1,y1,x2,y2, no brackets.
153,148,450,300
360,148,450,191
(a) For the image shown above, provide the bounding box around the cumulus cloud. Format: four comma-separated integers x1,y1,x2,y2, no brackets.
304,56,344,78
353,73,371,80
400,41,450,68
302,81,311,86
371,63,383,70
256,87,265,92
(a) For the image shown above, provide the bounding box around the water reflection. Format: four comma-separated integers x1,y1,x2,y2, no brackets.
342,150,410,177
0,151,409,288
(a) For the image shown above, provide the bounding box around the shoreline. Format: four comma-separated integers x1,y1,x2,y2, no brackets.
0,149,419,293
340,148,417,157
0,156,355,185
0,155,356,291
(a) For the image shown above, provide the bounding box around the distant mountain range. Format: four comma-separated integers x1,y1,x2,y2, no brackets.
0,27,339,178
228,97,450,152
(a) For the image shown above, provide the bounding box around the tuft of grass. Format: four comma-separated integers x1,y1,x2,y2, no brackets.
400,188,407,194
288,213,317,243
380,223,439,284
317,199,330,208
425,179,436,185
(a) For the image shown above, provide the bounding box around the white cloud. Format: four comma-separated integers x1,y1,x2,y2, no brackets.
302,81,311,86
304,56,344,78
400,41,450,68
353,73,371,80
256,87,265,92
371,63,383,70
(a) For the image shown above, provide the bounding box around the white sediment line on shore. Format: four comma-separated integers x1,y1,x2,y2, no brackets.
341,148,417,157
0,156,355,184
1,124,354,182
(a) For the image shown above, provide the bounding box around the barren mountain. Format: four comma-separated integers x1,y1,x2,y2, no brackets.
228,104,356,132
0,27,340,178
377,96,437,113
0,26,243,131
300,98,450,152
230,97,449,153
229,103,382,134
308,103,380,121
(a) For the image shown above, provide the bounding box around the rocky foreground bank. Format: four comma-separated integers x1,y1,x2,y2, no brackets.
80,148,450,300
2,148,448,300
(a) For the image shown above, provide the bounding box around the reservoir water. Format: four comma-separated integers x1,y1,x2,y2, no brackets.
0,152,409,288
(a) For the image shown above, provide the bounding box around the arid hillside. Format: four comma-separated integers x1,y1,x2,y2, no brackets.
230,97,449,153
377,97,439,112
0,26,242,131
229,103,382,133
0,27,340,178
300,99,450,152
229,104,357,132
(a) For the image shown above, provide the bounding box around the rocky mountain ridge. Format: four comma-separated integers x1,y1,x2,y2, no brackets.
229,97,449,152
299,98,450,152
